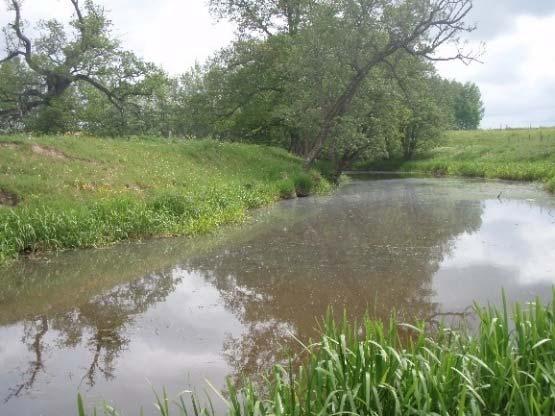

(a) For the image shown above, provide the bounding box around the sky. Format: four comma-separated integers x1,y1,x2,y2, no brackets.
1,0,554,128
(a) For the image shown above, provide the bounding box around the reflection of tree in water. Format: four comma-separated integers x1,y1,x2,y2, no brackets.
3,180,488,400
5,270,180,401
4,316,49,403
188,181,485,381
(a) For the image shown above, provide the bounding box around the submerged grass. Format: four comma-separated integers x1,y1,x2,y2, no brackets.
360,128,555,191
0,135,330,265
80,291,555,415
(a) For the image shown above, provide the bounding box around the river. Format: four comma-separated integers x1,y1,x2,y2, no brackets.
1,176,555,415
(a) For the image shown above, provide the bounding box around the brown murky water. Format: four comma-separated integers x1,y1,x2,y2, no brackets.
1,177,555,415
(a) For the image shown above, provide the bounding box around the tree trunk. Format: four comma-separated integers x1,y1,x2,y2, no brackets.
303,62,378,167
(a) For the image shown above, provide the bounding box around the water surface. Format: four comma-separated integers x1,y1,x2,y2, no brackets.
1,177,554,415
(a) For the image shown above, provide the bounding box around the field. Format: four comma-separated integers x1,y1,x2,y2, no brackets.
361,128,555,192
0,135,329,265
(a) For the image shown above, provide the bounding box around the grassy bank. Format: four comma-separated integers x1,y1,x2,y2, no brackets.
80,292,555,415
360,128,555,192
0,135,330,265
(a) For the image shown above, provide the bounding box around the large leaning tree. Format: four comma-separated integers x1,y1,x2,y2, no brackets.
210,0,477,166
0,0,153,127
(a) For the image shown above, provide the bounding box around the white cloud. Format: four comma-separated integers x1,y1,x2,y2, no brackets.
437,13,555,128
2,1,555,127
106,0,235,74
0,0,235,74
439,200,555,285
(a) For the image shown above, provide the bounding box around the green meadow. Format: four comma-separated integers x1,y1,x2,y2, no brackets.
361,128,555,192
0,135,329,265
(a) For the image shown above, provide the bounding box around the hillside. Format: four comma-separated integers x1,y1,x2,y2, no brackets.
0,135,329,264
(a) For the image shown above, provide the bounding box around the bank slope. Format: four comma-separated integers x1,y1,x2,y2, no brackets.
0,136,329,264
361,128,555,192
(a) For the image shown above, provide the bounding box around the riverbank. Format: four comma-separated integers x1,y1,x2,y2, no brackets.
0,135,330,265
358,128,555,192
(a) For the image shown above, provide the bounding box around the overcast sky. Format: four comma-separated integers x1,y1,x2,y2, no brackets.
1,0,554,128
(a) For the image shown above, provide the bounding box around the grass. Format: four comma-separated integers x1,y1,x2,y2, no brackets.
0,135,330,265
359,128,555,191
78,291,555,415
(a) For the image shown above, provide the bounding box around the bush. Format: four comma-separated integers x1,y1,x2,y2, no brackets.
293,173,314,197
276,179,297,199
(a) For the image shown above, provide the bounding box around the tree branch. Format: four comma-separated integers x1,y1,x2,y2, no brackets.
0,50,25,64
74,74,123,110
8,0,46,74
70,0,85,24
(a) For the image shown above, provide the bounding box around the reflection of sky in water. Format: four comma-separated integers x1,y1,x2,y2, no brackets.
1,178,555,416
434,199,555,309
0,270,241,415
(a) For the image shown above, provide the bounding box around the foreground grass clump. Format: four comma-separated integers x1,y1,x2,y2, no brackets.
361,128,555,191
0,135,330,264
81,292,555,415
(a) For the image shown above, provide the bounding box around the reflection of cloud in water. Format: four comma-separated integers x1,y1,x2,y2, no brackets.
2,178,555,415
439,200,555,285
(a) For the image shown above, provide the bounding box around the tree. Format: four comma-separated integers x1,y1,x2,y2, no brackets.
0,56,35,131
430,78,484,130
210,0,307,36
453,82,484,130
386,57,446,159
0,0,153,129
211,0,476,168
298,0,475,165
77,69,175,137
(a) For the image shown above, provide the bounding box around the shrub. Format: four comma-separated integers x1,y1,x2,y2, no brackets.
276,179,297,199
293,173,314,197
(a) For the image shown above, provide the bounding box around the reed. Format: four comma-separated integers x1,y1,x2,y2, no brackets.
78,291,555,415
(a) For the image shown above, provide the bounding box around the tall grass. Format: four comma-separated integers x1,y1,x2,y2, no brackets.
0,136,330,264
79,291,555,415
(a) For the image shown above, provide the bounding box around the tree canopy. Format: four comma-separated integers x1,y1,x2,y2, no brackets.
0,0,484,175
0,0,160,133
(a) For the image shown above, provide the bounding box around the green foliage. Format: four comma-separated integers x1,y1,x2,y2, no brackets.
293,173,314,197
181,1,478,173
0,136,329,265
1,0,481,176
276,179,297,199
0,0,161,133
431,79,485,130
78,292,555,415
26,94,80,134
454,82,485,130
